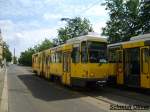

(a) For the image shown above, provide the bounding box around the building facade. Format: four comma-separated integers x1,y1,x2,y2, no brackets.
0,29,3,63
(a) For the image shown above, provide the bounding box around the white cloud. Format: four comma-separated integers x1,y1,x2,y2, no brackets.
85,5,107,17
93,21,107,36
0,20,58,57
43,13,62,20
13,28,58,57
44,0,64,3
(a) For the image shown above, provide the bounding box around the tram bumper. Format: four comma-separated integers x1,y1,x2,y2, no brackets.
71,77,108,87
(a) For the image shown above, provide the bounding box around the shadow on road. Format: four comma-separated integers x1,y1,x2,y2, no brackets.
18,74,86,102
18,73,150,105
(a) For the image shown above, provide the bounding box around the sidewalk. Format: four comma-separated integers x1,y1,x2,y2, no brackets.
0,67,7,112
0,68,5,101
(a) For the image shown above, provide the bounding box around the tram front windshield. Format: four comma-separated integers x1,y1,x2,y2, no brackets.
88,41,107,63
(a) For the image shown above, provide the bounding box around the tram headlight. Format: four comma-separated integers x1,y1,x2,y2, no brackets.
90,73,94,77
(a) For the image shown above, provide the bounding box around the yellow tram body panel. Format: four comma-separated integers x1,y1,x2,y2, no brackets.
49,63,62,76
32,53,38,72
71,63,109,79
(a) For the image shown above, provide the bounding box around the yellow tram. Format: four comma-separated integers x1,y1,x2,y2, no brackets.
108,33,150,89
32,34,110,86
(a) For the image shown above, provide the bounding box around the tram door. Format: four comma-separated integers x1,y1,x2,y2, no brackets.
140,47,150,88
39,54,44,76
45,56,49,78
116,50,124,84
124,48,140,87
62,52,71,85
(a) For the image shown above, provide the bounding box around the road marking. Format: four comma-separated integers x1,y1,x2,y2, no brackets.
0,69,8,112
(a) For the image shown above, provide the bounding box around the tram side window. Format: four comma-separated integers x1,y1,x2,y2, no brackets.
51,53,55,63
55,53,58,63
49,56,51,63
46,56,49,65
117,51,122,63
72,47,80,63
56,52,62,63
144,48,149,62
109,49,117,63
81,41,88,63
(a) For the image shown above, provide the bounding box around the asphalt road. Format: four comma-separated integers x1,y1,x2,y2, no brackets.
7,65,108,112
7,65,150,112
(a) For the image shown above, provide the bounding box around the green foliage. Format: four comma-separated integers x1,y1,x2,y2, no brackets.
139,0,150,34
18,48,35,66
3,42,12,62
34,39,54,52
18,39,53,66
102,0,141,43
57,17,93,44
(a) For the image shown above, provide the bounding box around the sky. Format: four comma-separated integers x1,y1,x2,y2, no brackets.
0,0,109,57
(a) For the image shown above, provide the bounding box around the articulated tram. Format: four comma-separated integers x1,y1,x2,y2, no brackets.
32,34,110,86
108,33,150,89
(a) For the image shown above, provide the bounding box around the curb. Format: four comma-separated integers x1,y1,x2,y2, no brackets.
0,68,8,112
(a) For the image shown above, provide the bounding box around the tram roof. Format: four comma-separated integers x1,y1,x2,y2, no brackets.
130,33,150,41
66,34,107,44
108,33,150,48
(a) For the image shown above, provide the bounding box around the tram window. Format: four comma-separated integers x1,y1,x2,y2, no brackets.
54,54,56,63
81,41,88,63
55,53,58,63
88,41,107,63
117,51,122,63
141,48,149,63
51,54,55,63
72,47,80,63
46,57,48,64
63,54,68,72
56,52,62,63
39,57,41,63
144,48,149,62
49,56,51,63
108,49,117,63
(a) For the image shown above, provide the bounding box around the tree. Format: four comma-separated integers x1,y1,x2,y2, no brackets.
139,0,150,34
3,42,12,62
58,17,93,44
52,38,62,46
102,0,140,43
18,48,35,66
35,39,54,52
18,39,53,66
